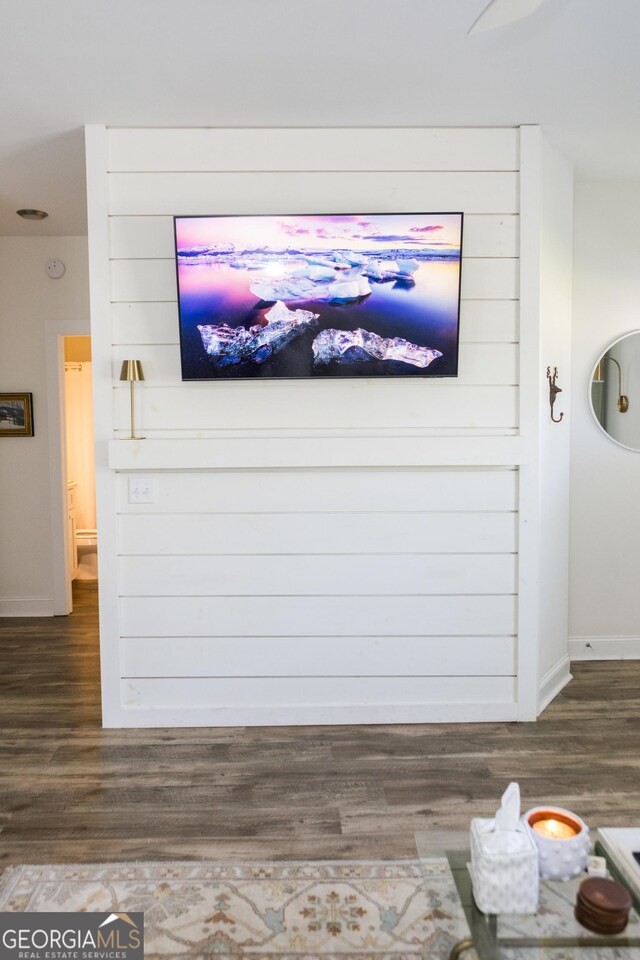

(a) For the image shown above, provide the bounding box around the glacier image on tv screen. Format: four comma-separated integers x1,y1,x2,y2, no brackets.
174,212,463,380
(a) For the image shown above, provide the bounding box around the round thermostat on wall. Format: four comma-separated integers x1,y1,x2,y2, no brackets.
46,259,66,279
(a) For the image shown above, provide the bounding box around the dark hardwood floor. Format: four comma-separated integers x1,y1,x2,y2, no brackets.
0,581,638,867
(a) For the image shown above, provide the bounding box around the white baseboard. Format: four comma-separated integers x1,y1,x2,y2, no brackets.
0,597,55,617
538,655,572,714
103,701,520,728
569,636,640,661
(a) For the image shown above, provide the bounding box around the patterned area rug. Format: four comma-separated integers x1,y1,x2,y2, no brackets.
0,859,471,959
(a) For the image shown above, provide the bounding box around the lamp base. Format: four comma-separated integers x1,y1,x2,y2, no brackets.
121,435,146,440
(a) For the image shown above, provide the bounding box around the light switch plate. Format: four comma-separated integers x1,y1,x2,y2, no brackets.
128,476,155,504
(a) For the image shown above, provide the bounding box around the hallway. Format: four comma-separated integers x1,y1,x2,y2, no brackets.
0,584,639,867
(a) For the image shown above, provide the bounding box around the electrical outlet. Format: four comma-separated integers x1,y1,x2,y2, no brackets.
128,476,155,504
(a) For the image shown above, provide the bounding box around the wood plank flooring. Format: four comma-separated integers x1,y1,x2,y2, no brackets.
0,582,638,867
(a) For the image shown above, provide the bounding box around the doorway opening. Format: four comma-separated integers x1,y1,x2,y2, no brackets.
63,336,98,594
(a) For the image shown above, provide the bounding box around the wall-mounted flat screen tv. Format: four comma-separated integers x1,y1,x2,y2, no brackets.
174,212,463,381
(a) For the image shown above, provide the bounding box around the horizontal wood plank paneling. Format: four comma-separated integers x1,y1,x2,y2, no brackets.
111,298,519,346
460,300,518,342
110,259,176,302
456,215,519,260
120,634,516,677
100,125,525,725
461,259,518,300
112,301,178,345
116,468,517,514
108,436,525,469
108,127,519,173
111,342,518,387
117,511,517,555
120,594,517,638
121,676,517,710
458,344,518,384
113,383,519,432
109,172,519,217
108,213,519,260
117,552,518,597
109,256,517,303
109,216,173,260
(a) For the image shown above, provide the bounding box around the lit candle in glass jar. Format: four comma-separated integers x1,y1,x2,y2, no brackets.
531,817,578,840
525,806,590,881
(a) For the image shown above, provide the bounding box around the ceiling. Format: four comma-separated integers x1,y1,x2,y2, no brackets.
1,0,638,237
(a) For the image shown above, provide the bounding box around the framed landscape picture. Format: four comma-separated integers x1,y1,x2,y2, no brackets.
174,212,463,381
0,393,34,437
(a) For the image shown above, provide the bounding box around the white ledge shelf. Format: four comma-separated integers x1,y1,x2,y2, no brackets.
108,436,527,471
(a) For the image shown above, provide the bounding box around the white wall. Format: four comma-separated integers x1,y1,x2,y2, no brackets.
0,237,89,616
569,183,640,659
537,137,574,694
86,125,572,726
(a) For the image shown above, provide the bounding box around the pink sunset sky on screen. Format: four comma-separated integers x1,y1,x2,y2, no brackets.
176,213,462,252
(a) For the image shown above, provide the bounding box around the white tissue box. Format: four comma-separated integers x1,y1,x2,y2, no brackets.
470,816,539,914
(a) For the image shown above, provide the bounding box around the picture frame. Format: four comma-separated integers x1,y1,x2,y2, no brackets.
0,393,34,437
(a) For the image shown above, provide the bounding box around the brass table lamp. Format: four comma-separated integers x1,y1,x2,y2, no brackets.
119,360,145,439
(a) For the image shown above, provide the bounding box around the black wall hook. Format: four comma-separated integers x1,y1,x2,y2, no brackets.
546,366,564,423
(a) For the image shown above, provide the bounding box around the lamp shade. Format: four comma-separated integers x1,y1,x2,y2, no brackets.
119,359,144,382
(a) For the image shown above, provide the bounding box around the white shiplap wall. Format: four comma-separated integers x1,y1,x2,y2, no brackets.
86,126,540,727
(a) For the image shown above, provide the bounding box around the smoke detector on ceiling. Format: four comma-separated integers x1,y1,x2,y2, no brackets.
46,259,66,280
468,0,548,34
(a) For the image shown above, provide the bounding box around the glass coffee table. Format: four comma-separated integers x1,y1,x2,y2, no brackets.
415,831,640,960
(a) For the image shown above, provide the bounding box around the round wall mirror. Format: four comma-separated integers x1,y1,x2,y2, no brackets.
589,330,640,452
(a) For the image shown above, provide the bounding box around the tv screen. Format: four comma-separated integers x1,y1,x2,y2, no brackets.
174,212,463,381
